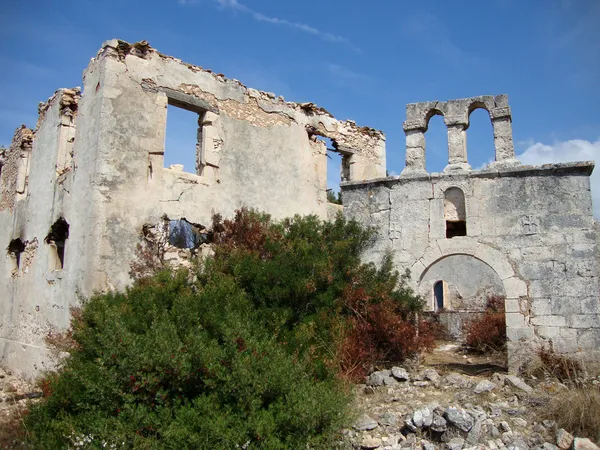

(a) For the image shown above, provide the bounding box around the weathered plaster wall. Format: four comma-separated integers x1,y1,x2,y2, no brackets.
87,39,385,292
0,39,385,378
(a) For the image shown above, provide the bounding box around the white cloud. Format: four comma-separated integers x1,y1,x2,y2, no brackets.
516,138,600,217
183,0,357,50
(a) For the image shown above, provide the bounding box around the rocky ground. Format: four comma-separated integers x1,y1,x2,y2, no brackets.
341,346,600,450
0,348,598,450
0,368,40,449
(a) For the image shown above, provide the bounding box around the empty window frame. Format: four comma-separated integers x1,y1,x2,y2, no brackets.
45,218,69,270
444,187,467,238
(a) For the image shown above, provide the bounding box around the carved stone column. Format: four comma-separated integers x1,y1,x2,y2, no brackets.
490,106,518,166
444,117,471,171
401,121,426,175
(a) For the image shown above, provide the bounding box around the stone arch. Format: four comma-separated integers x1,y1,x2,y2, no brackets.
423,108,445,132
410,240,532,345
418,254,505,311
465,101,492,129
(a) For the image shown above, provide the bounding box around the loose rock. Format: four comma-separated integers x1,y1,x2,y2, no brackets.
445,406,475,432
354,414,379,431
556,429,574,450
474,379,496,394
391,366,410,382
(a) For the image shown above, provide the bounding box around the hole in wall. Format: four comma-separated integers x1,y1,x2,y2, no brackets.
164,103,201,174
424,113,447,173
45,218,69,270
168,219,208,249
7,238,26,270
467,107,495,169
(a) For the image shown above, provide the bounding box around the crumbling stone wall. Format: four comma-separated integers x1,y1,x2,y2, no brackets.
0,39,385,378
343,95,600,370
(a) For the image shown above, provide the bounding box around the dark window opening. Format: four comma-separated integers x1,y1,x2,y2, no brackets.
433,280,445,311
164,103,202,174
45,217,69,270
444,187,467,239
446,220,467,238
8,238,26,270
168,219,208,249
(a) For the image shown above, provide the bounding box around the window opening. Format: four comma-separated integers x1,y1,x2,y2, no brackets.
433,280,445,311
164,103,202,174
444,187,467,238
7,238,26,271
424,112,447,173
168,219,207,249
316,136,347,205
467,106,495,168
45,217,69,270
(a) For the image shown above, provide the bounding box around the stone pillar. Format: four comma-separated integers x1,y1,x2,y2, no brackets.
401,122,426,175
490,106,518,166
444,116,471,171
198,111,220,178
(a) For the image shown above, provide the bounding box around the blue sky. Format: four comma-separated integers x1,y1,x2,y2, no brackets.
1,0,599,210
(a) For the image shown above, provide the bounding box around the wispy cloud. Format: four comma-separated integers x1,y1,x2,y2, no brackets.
181,0,358,50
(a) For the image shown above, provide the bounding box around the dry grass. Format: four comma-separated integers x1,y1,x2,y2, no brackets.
543,384,600,445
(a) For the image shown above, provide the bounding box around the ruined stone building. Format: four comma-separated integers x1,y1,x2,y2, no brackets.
343,96,600,370
1,40,598,377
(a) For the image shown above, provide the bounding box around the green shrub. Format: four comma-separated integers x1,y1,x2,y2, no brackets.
26,210,430,448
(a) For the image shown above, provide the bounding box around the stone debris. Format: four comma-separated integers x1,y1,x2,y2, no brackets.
391,367,410,382
343,367,599,450
473,379,496,394
573,438,600,450
556,429,574,449
504,375,534,394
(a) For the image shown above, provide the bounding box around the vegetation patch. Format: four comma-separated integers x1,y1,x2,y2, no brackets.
23,210,432,448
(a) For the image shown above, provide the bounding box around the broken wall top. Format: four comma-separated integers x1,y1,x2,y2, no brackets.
91,39,385,162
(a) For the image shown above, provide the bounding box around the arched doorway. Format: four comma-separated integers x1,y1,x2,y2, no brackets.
419,254,506,339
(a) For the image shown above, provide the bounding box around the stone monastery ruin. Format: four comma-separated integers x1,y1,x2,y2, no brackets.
1,40,599,378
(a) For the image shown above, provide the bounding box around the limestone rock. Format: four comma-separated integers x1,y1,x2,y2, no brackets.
444,406,474,432
391,366,410,381
513,417,528,428
447,436,466,450
361,436,382,449
354,414,379,431
422,368,441,384
431,414,448,432
474,379,496,394
444,372,471,389
367,370,391,387
504,375,533,394
573,438,600,450
555,429,574,450
378,411,398,427
507,437,529,450
466,419,484,445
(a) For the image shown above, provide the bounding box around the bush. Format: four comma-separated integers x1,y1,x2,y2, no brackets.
538,345,583,382
464,295,506,353
25,210,431,448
